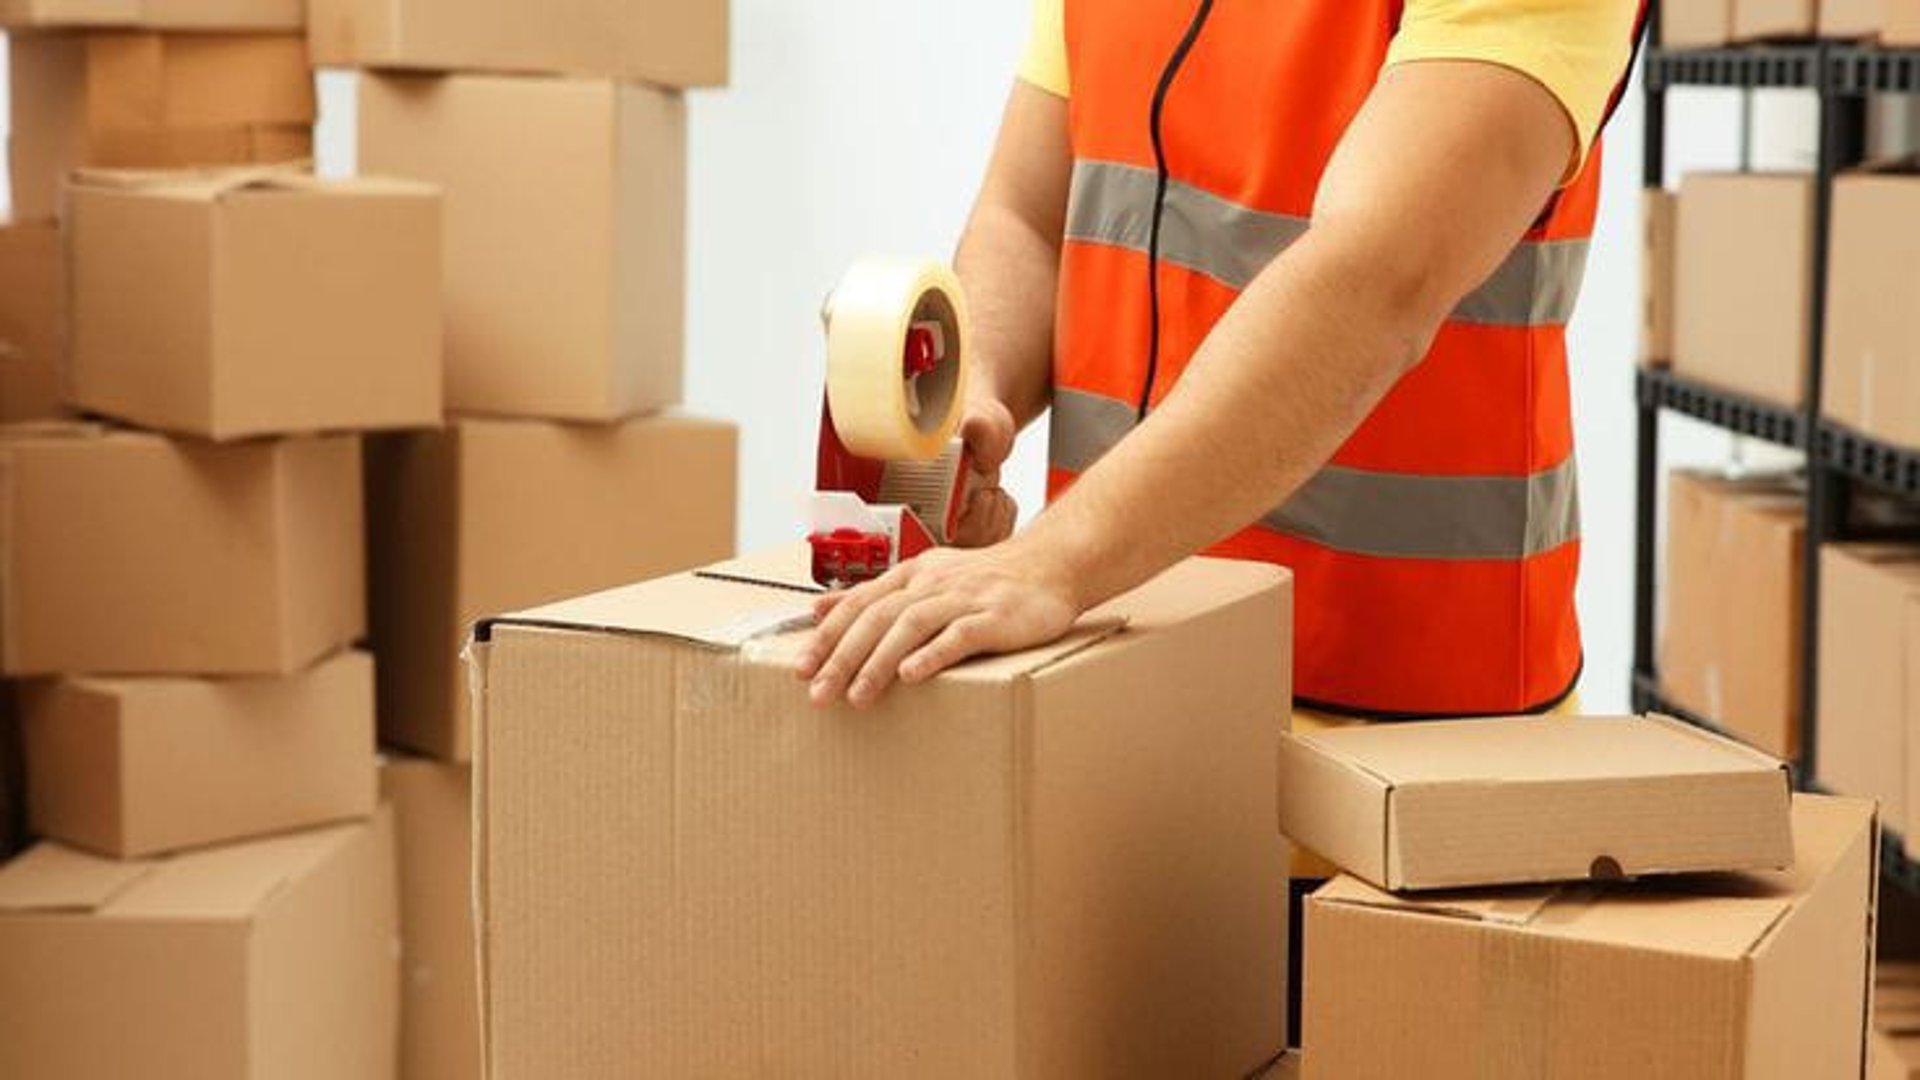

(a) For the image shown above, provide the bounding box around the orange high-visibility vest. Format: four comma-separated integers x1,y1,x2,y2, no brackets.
1048,2,1634,716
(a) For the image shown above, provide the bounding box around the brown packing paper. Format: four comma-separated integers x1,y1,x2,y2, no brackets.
0,220,66,421
468,553,1292,1077
309,0,727,87
357,72,684,421
1674,172,1814,408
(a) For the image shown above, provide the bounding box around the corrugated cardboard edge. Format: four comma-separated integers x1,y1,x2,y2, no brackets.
1275,731,1395,889
464,633,494,1080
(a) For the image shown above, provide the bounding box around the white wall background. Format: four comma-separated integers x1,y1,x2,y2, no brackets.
0,4,1827,712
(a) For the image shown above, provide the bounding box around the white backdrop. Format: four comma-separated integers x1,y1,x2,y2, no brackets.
0,4,1818,711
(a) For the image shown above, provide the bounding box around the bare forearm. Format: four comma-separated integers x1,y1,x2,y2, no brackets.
955,201,1058,428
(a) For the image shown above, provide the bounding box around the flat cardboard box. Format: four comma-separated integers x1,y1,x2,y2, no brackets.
358,72,684,421
1821,0,1884,36
0,0,303,30
382,757,479,1080
1302,795,1878,1079
1735,0,1817,38
308,0,726,88
0,220,66,421
1817,543,1920,840
0,811,398,1079
1643,188,1677,367
0,424,365,676
21,649,377,857
8,31,315,220
69,168,442,439
1675,172,1815,408
1660,470,1805,758
1826,166,1920,450
367,414,736,762
469,551,1293,1078
1274,713,1793,892
1664,0,1735,46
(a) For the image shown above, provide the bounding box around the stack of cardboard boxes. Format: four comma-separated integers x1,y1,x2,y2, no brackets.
1663,0,1920,44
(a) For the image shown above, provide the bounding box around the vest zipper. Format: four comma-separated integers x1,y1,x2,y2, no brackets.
1140,0,1217,421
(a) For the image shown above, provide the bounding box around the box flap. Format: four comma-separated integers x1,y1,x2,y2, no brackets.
0,842,156,913
1312,874,1559,926
106,820,366,919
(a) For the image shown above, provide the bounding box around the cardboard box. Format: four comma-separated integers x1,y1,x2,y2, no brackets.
69,168,442,439
0,424,364,676
20,649,377,857
1735,0,1817,38
7,31,314,220
469,551,1293,1078
1663,0,1735,46
1890,3,1920,44
1642,188,1677,367
0,695,23,859
1660,470,1805,758
0,0,303,31
367,414,735,762
0,220,66,422
1303,794,1877,1079
1817,543,1920,839
1261,1050,1302,1080
1274,713,1793,892
1675,172,1814,408
1875,964,1920,1080
358,72,683,421
0,810,398,1079
382,757,479,1080
1821,0,1884,36
309,0,726,88
1826,166,1920,450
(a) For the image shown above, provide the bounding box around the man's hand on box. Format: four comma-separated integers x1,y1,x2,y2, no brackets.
795,541,1079,708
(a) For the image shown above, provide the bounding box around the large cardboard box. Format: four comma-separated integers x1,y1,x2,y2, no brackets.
1660,470,1805,758
1826,166,1920,450
1663,0,1735,46
0,220,66,421
1817,543,1920,839
1642,189,1677,367
0,0,302,30
1734,0,1817,38
21,649,377,857
0,424,364,676
1274,713,1793,892
358,72,683,421
1303,795,1877,1079
1675,172,1815,408
382,757,479,1080
469,552,1293,1078
367,414,735,762
0,811,399,1079
309,0,725,88
69,168,442,439
8,31,314,220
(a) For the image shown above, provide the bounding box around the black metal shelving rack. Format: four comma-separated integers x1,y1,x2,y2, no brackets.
1629,32,1920,894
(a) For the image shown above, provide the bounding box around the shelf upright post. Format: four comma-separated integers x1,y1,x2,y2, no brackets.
1632,7,1667,714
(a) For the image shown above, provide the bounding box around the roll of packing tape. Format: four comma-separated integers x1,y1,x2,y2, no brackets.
825,257,970,461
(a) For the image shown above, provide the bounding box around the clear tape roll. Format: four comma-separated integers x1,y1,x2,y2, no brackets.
825,257,970,461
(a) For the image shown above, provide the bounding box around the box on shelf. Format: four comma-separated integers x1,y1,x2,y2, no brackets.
382,757,479,1080
367,414,736,761
1660,470,1805,759
69,167,442,439
1662,0,1735,47
1826,163,1920,450
0,220,65,422
0,0,303,31
21,649,377,858
1674,172,1814,409
0,810,398,1080
1302,795,1877,1080
1817,543,1920,842
0,424,364,676
358,72,683,422
1734,0,1816,39
1891,4,1920,44
1820,0,1883,36
1274,713,1792,892
7,31,314,220
309,0,726,88
1642,188,1677,367
469,551,1293,1078
1876,964,1920,1080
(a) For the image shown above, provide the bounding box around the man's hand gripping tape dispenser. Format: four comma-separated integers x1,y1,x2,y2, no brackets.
809,257,973,588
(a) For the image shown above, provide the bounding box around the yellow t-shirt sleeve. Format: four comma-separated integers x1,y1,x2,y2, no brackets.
1387,0,1639,177
1016,0,1069,98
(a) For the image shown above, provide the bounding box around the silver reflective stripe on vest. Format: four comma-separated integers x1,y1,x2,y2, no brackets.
1063,159,1590,328
1048,388,1580,560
